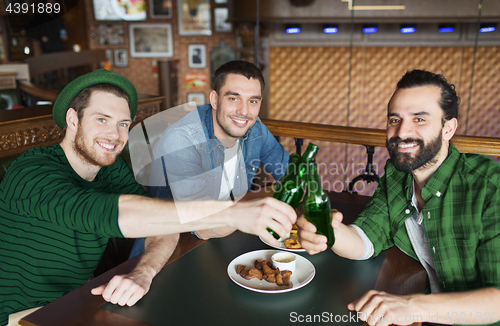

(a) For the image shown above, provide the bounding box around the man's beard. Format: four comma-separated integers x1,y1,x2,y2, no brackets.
386,132,443,173
74,127,122,168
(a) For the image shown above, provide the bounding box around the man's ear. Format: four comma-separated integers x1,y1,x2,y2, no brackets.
65,108,79,132
443,117,458,141
209,90,218,110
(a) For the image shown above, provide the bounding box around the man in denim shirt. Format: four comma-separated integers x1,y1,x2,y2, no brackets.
131,60,289,253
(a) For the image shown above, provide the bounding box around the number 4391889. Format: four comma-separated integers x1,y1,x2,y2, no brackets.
6,1,61,14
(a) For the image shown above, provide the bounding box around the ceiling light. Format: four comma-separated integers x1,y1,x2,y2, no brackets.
400,25,416,34
323,25,338,34
439,24,455,33
480,23,497,33
362,25,378,34
286,25,301,34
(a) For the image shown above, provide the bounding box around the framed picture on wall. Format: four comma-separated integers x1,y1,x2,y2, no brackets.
188,44,206,68
129,23,174,57
214,7,231,33
96,24,126,45
105,49,113,65
150,0,172,18
92,0,146,21
114,49,129,67
177,0,211,36
185,72,207,90
187,93,206,106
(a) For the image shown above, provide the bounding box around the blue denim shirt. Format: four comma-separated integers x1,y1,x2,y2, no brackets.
148,104,289,201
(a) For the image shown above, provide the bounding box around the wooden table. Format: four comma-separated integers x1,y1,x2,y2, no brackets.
20,192,426,326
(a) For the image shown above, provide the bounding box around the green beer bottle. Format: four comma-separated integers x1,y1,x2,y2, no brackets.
267,153,301,239
303,161,335,248
268,144,319,239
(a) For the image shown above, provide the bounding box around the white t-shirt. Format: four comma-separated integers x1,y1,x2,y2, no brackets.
218,140,240,201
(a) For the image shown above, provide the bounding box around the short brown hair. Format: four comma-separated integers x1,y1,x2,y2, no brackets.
213,60,265,94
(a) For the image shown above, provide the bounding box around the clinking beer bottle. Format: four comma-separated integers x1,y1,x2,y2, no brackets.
268,143,319,239
267,153,301,239
303,160,335,248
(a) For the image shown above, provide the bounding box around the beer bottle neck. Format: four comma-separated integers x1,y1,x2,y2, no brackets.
301,143,319,163
285,153,301,176
305,162,322,195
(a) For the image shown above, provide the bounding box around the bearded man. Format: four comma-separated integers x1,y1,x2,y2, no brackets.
0,70,296,326
298,70,500,325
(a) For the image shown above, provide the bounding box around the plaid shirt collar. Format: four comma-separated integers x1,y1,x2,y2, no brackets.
398,143,460,204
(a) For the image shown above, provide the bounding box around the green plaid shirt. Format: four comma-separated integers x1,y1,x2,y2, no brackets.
354,143,500,294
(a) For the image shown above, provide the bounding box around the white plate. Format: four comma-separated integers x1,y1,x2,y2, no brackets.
227,249,315,293
259,236,306,252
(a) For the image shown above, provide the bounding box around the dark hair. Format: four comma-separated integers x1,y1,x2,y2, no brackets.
213,60,265,94
67,83,130,127
394,70,460,122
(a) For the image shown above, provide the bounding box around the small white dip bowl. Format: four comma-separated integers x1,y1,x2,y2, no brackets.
271,252,296,273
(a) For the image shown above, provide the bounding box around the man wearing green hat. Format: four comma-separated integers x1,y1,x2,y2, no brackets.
0,70,296,326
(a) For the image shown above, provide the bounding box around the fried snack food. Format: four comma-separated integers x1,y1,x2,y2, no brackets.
236,259,292,286
248,268,263,280
284,238,302,249
281,270,292,286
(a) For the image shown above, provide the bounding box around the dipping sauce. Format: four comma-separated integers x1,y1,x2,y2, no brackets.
272,252,296,273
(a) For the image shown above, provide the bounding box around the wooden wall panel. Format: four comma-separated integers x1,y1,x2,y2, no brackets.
269,45,500,194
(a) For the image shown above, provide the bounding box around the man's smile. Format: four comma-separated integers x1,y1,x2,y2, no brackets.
397,142,419,150
97,141,118,152
230,117,249,127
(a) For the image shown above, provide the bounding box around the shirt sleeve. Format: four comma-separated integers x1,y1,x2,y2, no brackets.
353,170,396,258
256,120,290,180
153,126,217,201
2,155,123,238
477,185,500,289
351,224,375,260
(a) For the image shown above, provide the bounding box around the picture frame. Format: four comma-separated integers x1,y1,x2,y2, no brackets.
96,23,126,45
105,49,113,65
129,23,174,58
185,72,208,90
214,7,232,33
187,93,206,106
150,0,172,18
114,49,129,67
177,0,211,36
188,44,206,68
92,0,146,21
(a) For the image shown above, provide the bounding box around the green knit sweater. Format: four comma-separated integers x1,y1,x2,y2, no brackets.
0,143,150,325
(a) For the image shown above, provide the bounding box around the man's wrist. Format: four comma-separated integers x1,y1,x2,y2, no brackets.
408,293,429,323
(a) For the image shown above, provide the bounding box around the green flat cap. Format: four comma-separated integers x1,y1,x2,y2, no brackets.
52,69,138,129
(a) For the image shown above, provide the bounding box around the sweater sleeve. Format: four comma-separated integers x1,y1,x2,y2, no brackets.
2,154,132,238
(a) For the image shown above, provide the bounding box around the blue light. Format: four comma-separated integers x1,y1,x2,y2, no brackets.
480,26,496,33
286,27,301,34
400,26,416,34
323,26,338,34
439,27,454,33
363,26,378,34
